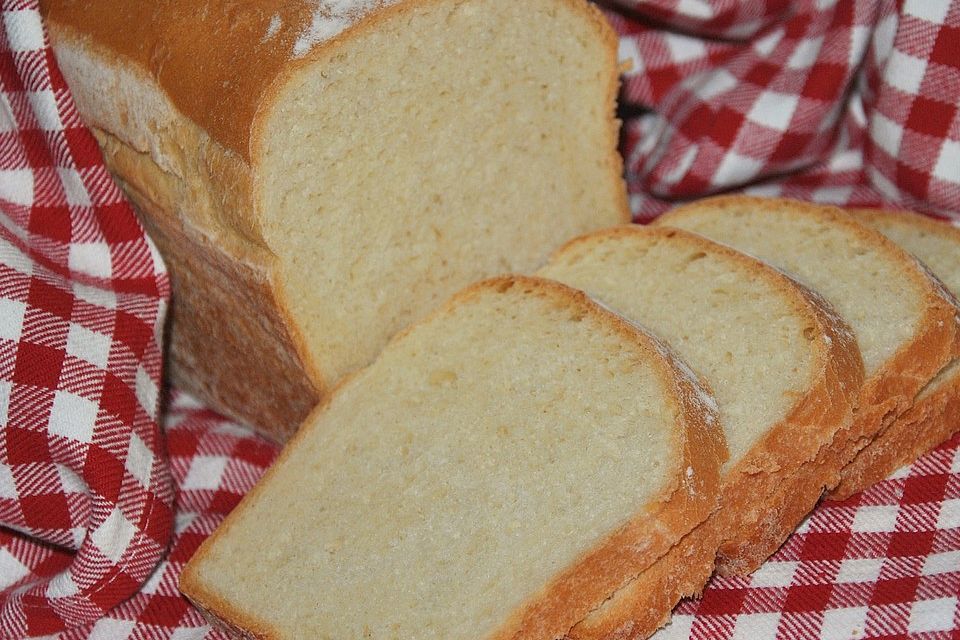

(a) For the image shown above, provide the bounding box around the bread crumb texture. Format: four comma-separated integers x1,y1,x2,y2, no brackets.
541,227,816,466
189,278,689,639
661,200,925,375
259,0,624,385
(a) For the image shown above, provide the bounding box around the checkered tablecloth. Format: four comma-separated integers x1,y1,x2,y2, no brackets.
0,0,958,638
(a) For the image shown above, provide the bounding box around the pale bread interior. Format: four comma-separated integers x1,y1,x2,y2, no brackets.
539,228,816,467
859,212,960,400
662,205,922,375
189,278,685,639
258,0,624,384
861,215,960,303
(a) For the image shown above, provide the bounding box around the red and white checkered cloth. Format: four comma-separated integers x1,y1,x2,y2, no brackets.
606,0,960,221
0,0,957,638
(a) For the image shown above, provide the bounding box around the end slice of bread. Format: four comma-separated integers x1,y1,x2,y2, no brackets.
179,275,725,640
656,196,960,504
42,0,628,439
829,209,960,498
537,225,863,636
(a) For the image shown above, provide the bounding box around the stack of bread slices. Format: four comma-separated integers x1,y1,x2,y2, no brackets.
180,196,960,640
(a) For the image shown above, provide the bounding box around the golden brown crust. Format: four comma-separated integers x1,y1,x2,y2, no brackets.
41,22,323,439
535,225,863,630
180,275,726,640
113,169,319,440
40,0,360,159
826,208,960,499
711,275,864,574
569,526,719,640
490,300,725,640
827,282,960,499
654,196,960,503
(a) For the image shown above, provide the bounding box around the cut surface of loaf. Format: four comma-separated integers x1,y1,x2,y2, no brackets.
656,196,960,502
179,275,725,640
40,0,628,439
830,209,960,496
538,226,862,634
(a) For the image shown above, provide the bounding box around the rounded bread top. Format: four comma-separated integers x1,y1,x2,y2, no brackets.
41,0,400,160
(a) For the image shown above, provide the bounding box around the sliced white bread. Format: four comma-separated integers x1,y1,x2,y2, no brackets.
830,209,960,497
537,226,863,637
41,0,628,439
656,196,960,504
179,275,725,640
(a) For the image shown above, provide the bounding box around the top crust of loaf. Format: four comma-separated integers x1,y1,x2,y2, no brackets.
39,0,620,162
179,275,726,640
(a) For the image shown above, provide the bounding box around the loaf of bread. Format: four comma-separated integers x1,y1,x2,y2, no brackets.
179,275,725,640
39,0,629,439
538,226,863,636
829,209,960,498
656,196,960,504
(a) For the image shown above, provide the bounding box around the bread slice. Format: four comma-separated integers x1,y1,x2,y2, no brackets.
655,196,960,504
179,275,725,640
537,226,863,636
829,209,960,497
40,0,629,439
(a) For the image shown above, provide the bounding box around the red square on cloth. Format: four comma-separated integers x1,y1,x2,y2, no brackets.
906,95,958,139
19,492,71,531
13,341,64,389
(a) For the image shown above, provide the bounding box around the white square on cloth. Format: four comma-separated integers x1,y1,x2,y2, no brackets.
908,597,958,633
0,169,34,207
851,504,899,532
750,560,799,587
884,49,928,95
87,618,136,640
937,498,960,529
48,390,98,444
66,321,111,369
731,612,781,640
934,140,960,185
836,557,883,583
748,91,800,131
90,507,136,564
0,298,26,342
68,242,113,279
181,455,230,491
903,0,951,24
820,607,868,640
0,548,31,587
870,112,905,158
1,10,45,52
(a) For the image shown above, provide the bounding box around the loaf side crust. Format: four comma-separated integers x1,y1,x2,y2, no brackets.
44,26,322,438
103,149,319,438
180,275,727,640
654,196,960,502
